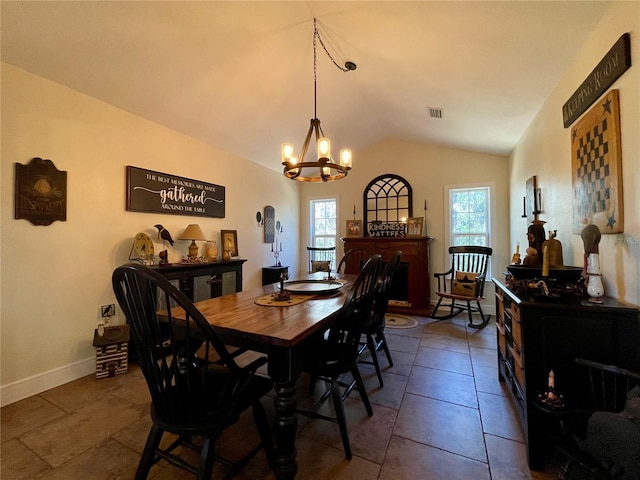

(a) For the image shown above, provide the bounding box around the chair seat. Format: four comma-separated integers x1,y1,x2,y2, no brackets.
151,366,273,435
435,291,484,302
306,342,359,377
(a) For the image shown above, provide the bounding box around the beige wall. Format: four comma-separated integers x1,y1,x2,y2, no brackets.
0,64,301,405
509,1,640,306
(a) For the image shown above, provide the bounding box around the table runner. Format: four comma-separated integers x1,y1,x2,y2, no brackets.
254,293,310,306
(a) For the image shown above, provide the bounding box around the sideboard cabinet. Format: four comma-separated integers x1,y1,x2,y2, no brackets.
341,236,432,316
493,278,640,470
151,259,246,302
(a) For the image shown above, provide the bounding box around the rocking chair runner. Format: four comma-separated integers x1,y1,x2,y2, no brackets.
431,246,493,329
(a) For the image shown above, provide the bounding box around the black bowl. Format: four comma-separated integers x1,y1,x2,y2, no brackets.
506,265,584,283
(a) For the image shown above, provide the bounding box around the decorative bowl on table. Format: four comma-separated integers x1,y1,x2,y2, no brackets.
506,265,584,283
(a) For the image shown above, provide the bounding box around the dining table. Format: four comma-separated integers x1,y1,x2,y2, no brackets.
186,271,356,480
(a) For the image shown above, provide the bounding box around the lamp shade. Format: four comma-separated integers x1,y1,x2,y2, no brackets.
179,224,206,241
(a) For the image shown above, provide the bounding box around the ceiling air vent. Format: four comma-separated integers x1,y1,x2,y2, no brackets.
427,107,443,119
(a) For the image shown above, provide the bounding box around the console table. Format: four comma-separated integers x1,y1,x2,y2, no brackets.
262,265,289,286
493,278,640,470
151,259,246,302
341,236,432,316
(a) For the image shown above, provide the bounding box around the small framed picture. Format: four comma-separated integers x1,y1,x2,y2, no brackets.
220,230,238,259
346,219,363,237
406,217,424,237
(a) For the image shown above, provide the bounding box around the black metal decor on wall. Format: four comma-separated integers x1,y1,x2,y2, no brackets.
126,166,225,218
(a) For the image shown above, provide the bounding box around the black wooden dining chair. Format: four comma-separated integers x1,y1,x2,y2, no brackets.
358,250,402,387
431,246,493,329
307,246,336,273
297,254,382,459
554,358,640,480
336,248,371,274
112,263,274,480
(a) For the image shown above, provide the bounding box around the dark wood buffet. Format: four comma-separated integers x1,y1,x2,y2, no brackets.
341,236,432,316
151,259,246,302
493,277,640,470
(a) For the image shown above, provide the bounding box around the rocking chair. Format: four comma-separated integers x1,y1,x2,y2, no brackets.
431,246,493,329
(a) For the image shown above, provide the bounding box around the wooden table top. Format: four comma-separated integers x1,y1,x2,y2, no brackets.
189,273,355,349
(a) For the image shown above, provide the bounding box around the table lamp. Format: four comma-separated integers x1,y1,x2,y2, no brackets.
179,224,207,259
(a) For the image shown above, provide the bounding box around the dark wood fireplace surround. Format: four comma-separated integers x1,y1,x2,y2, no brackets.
341,236,433,316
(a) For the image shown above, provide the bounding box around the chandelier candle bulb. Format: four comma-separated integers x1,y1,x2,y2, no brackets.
340,149,352,168
318,138,331,160
282,143,294,163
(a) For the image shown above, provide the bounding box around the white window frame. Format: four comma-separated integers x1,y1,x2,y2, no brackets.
308,197,338,265
443,182,495,276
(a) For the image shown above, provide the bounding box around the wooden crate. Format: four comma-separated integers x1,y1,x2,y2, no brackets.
93,325,130,378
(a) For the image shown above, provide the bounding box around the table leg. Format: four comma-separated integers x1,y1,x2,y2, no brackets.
268,346,303,479
272,380,298,479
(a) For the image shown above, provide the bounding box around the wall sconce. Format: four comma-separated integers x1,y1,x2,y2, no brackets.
179,224,207,259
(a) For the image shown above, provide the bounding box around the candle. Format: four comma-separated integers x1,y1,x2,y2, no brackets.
542,244,550,277
424,199,427,211
523,196,526,216
548,370,555,389
516,242,520,255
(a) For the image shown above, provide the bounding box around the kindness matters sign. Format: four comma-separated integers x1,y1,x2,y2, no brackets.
126,166,225,218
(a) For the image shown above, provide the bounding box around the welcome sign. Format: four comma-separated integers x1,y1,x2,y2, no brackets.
126,166,225,218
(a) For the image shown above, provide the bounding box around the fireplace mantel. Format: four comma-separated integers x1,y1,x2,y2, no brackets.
341,236,433,316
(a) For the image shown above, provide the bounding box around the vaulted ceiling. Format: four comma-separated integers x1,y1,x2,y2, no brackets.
2,1,611,172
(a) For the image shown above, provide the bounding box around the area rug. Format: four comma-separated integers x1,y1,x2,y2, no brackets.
385,314,420,329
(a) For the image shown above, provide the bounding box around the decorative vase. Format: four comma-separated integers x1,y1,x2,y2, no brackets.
205,241,218,261
586,253,604,302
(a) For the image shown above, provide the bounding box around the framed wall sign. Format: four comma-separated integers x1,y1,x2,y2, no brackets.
126,166,225,218
15,157,67,226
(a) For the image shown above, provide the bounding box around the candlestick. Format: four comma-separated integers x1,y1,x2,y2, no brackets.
424,199,427,211
522,196,527,218
353,204,356,219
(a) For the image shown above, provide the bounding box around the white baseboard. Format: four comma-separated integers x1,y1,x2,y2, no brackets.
1,356,95,407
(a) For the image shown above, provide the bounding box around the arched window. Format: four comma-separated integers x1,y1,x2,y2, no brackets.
363,174,413,237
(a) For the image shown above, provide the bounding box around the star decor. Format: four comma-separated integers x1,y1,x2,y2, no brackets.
602,97,612,115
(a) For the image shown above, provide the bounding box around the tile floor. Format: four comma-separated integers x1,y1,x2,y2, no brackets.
1,315,562,479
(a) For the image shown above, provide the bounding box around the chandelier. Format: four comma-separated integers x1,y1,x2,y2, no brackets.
282,18,356,182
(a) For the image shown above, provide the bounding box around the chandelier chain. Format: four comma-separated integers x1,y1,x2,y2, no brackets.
314,19,350,73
